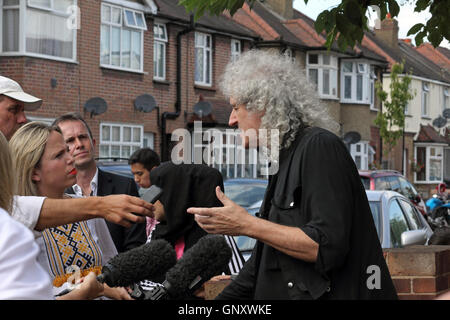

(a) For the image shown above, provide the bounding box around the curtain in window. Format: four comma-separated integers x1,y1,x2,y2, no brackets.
2,8,19,52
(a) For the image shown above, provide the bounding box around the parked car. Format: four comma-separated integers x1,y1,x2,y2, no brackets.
96,158,135,180
359,170,427,217
366,190,433,248
223,178,268,261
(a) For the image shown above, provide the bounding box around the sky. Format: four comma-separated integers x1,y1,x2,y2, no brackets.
293,0,450,49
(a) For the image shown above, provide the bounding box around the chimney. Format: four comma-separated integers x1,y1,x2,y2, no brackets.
374,13,399,50
261,0,294,20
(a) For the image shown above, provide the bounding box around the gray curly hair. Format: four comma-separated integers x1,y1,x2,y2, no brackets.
220,49,339,150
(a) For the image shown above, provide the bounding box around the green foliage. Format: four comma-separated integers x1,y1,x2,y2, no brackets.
178,0,449,51
374,62,415,152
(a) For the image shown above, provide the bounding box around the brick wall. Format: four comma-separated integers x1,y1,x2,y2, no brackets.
0,0,253,158
385,245,450,299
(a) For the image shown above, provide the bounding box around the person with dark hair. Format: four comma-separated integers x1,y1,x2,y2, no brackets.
53,113,147,256
149,162,244,276
129,147,161,189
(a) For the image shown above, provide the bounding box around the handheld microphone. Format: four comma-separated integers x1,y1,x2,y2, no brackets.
55,239,176,297
97,239,177,287
148,235,232,300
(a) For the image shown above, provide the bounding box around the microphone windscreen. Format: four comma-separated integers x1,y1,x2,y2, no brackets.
103,239,177,287
165,235,232,298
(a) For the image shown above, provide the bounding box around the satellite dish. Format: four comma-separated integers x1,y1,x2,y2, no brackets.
84,97,107,117
443,108,450,119
134,94,157,113
343,131,361,145
432,116,447,129
193,101,212,117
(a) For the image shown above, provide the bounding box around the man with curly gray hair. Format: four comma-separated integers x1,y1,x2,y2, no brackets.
188,50,397,300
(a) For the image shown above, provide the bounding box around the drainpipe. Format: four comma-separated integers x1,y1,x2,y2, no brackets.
160,15,195,161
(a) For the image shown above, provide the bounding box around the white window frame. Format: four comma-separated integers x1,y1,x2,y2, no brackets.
421,82,430,118
414,144,444,184
0,0,77,62
230,38,240,62
306,52,338,99
443,87,449,112
99,122,143,159
153,22,167,80
100,2,146,73
350,141,369,170
340,60,372,104
194,32,212,86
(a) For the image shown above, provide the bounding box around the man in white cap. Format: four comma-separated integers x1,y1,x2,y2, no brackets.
0,75,154,237
0,76,42,140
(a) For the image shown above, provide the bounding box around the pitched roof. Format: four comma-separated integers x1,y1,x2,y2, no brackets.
415,43,450,80
153,0,258,38
416,124,450,144
363,30,450,83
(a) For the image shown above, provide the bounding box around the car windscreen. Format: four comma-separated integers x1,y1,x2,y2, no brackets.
224,183,267,208
368,201,382,239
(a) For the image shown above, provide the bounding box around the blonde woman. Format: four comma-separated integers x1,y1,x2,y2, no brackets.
0,131,54,299
9,122,130,299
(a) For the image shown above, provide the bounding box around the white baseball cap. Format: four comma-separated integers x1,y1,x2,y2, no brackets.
0,76,42,111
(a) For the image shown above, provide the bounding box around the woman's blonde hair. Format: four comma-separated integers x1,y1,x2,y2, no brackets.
9,122,61,196
0,132,14,213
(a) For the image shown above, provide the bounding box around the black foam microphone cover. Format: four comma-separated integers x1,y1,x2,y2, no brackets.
98,239,177,287
164,234,232,299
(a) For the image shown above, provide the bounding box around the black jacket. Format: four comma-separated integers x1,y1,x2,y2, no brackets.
67,169,147,253
217,127,398,300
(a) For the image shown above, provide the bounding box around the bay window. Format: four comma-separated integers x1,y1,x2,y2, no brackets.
306,52,338,99
100,2,146,72
341,60,373,104
1,0,77,61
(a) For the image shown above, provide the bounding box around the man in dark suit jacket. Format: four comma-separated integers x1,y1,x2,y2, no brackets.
53,113,147,253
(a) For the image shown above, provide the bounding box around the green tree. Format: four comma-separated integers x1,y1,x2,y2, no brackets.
374,61,414,154
178,0,450,50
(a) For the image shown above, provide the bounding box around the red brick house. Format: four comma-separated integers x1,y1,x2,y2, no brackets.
0,0,258,176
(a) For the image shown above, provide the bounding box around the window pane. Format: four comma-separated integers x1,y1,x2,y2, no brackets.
195,48,204,82
357,75,363,100
159,25,166,39
123,127,131,142
429,159,442,181
132,127,141,142
53,0,72,12
111,27,120,66
206,50,211,84
100,25,110,65
3,0,19,5
344,75,352,99
101,4,111,23
206,35,210,47
111,145,120,157
131,31,141,70
195,33,204,46
308,69,318,91
308,54,318,64
2,8,19,52
355,155,361,169
28,0,51,8
121,29,131,68
389,200,409,248
323,69,330,95
102,125,110,141
343,62,353,72
100,145,110,158
400,200,420,230
322,54,330,65
121,145,130,158
416,147,426,181
112,7,121,24
112,126,120,141
26,8,74,59
125,10,136,26
136,13,145,28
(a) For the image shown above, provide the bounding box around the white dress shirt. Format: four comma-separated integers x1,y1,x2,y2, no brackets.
11,196,46,238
